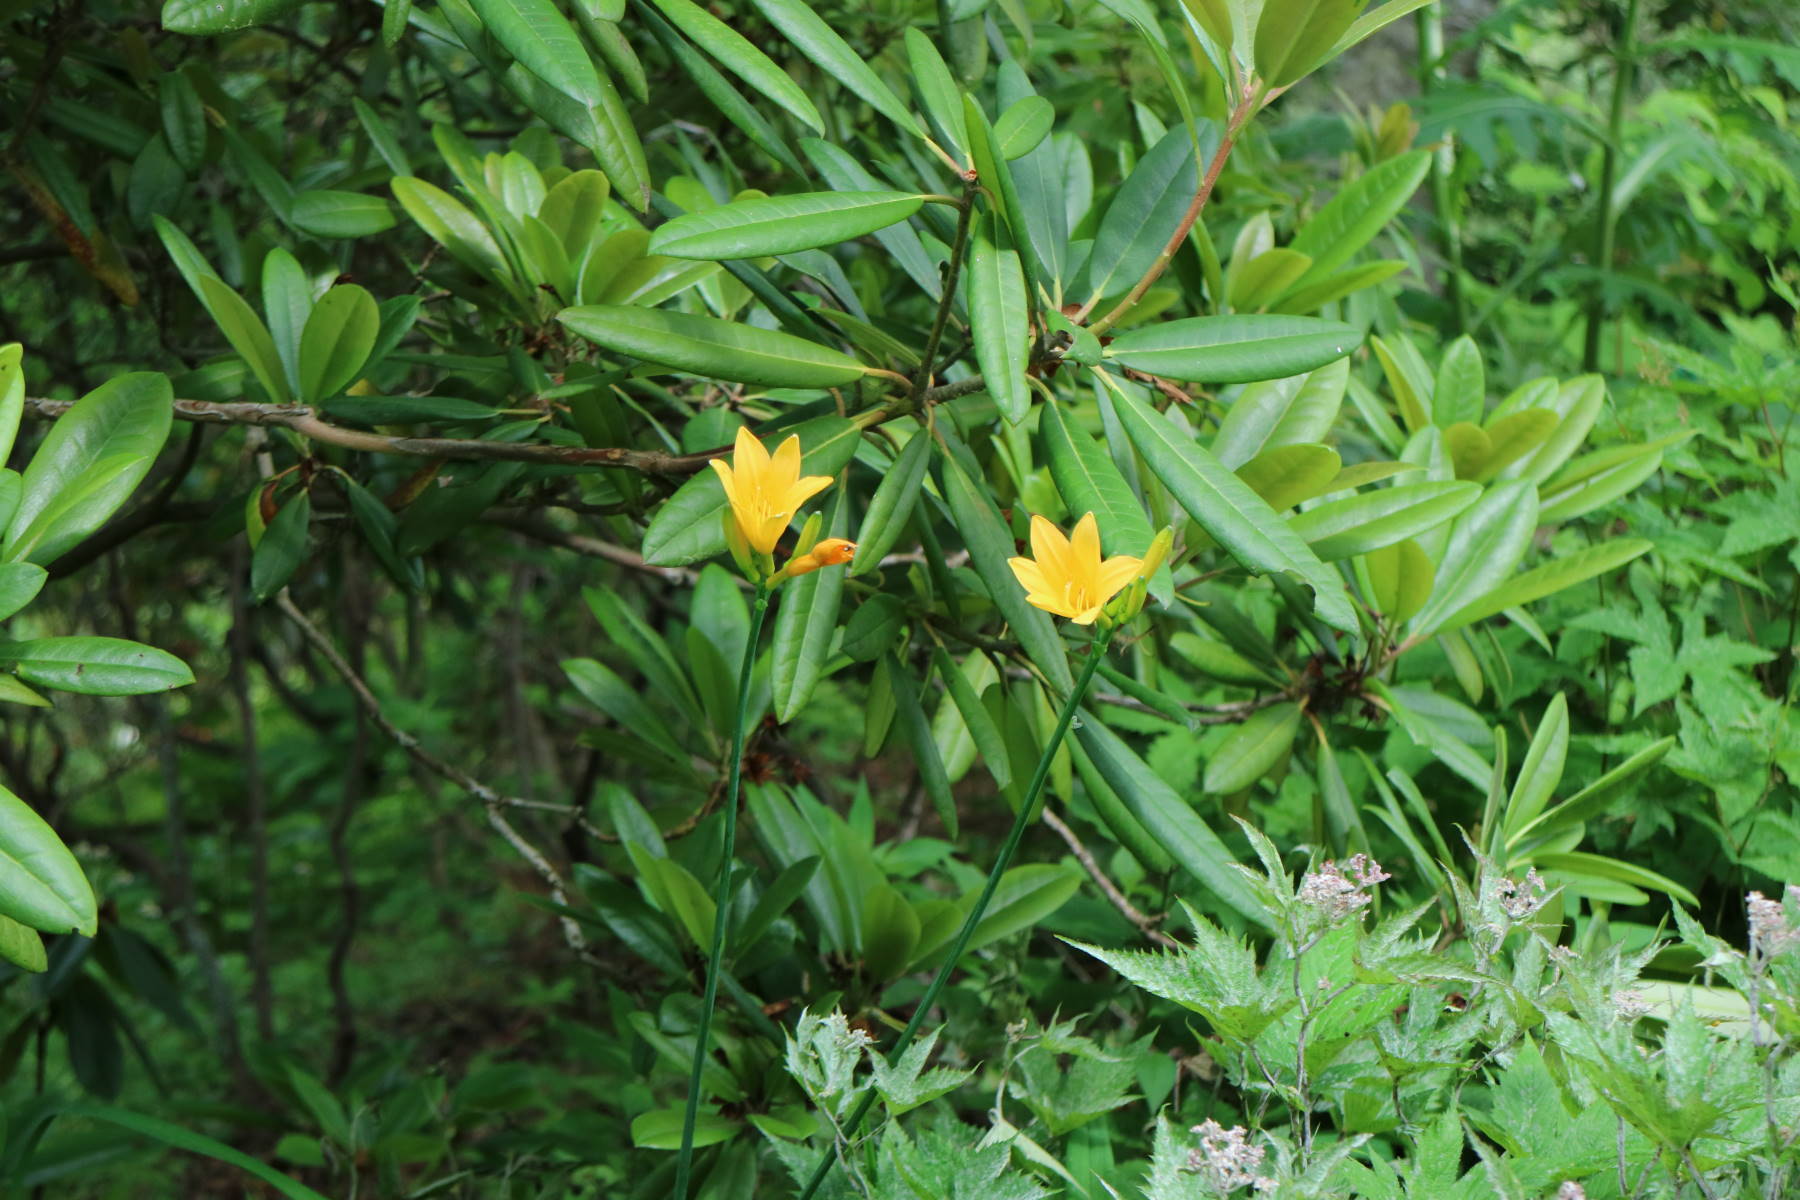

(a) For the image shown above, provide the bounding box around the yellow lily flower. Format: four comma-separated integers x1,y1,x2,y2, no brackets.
709,427,834,556
1008,512,1143,626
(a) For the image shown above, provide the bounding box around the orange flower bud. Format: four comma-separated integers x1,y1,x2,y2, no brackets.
809,538,856,567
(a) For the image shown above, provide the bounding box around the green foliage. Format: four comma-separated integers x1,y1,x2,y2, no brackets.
0,0,1796,1195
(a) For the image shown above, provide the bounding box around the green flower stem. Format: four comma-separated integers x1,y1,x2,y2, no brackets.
1583,0,1642,373
673,584,771,1200
797,626,1115,1200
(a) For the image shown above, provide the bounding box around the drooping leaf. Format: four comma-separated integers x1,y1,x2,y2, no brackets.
1104,314,1361,384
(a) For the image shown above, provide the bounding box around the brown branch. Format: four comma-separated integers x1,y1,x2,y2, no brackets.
1043,806,1179,949
25,396,719,475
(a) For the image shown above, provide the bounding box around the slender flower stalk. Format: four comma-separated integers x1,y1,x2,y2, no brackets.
797,516,1168,1200
674,431,850,1200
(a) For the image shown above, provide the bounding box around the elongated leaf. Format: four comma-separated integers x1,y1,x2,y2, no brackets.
1411,479,1537,636
886,651,958,836
904,28,968,159
297,285,379,402
1436,539,1651,634
0,637,194,696
559,305,865,387
1040,400,1165,601
1288,481,1480,561
1204,702,1301,794
1081,126,1198,304
641,416,859,565
1363,539,1434,624
1286,151,1430,288
772,490,848,720
1509,737,1675,848
468,0,605,106
1106,376,1356,631
391,176,513,285
850,431,933,575
1433,335,1485,427
750,0,921,135
651,191,923,260
1235,444,1341,512
968,226,1030,423
647,0,822,130
932,647,1011,790
290,190,397,239
259,249,311,398
1209,359,1353,467
1535,851,1698,908
1503,693,1567,843
0,784,96,935
1104,314,1360,384
0,344,22,468
161,0,305,33
1073,716,1268,927
7,373,172,567
802,139,940,299
1254,0,1363,86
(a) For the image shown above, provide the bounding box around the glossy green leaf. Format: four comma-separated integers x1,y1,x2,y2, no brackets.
933,647,1012,790
1363,539,1433,624
1535,852,1698,908
1436,539,1652,635
994,95,1053,159
968,225,1030,424
646,0,822,130
1104,314,1361,384
1203,702,1302,794
1286,151,1430,288
7,372,173,567
750,0,921,135
1107,376,1356,631
850,431,933,575
1235,444,1341,512
297,285,379,402
0,913,45,972
158,72,207,173
1433,335,1485,428
862,882,923,979
259,249,311,398
0,637,195,696
251,490,311,602
198,275,290,402
904,29,968,160
1081,126,1197,305
0,343,24,469
1509,737,1675,848
771,490,849,720
958,864,1080,957
391,176,513,285
886,651,959,837
559,305,866,387
0,783,96,935
161,0,305,34
1073,716,1268,927
468,0,605,106
1503,693,1567,843
650,191,924,259
290,190,397,239
1411,480,1539,635
1288,481,1480,561
1254,0,1364,86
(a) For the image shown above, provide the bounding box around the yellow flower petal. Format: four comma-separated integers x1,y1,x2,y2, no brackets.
1094,554,1145,604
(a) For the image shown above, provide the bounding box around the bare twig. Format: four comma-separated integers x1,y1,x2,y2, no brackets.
274,590,601,962
1043,806,1178,949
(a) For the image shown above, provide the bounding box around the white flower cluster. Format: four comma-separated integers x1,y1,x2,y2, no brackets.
1297,854,1391,922
1747,887,1800,956
1186,1120,1276,1195
1611,990,1649,1022
1557,1182,1588,1200
1496,868,1549,921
